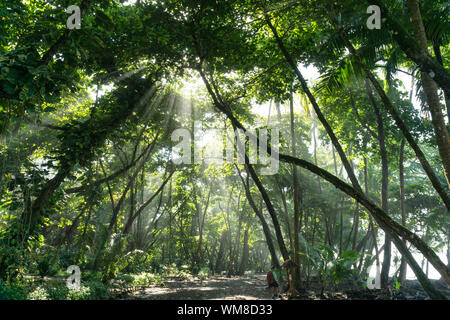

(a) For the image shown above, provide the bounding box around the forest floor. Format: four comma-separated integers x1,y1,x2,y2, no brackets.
123,274,270,300
122,274,450,300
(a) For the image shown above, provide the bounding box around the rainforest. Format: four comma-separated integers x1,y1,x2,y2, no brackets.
0,0,449,301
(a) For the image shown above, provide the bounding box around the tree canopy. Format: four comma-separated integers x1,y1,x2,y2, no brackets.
0,0,449,301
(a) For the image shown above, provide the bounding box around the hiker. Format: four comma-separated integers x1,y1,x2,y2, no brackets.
267,266,281,299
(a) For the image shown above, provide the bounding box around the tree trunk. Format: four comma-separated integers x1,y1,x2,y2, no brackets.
225,190,234,277
240,149,290,261
237,167,280,269
290,91,303,287
366,0,450,99
280,151,449,297
238,226,250,275
447,237,450,269
19,164,72,240
312,115,322,191
194,187,211,267
327,5,450,209
275,176,294,252
432,41,450,122
332,145,338,176
219,101,450,296
93,145,154,269
399,139,408,283
265,14,362,194
215,231,228,274
339,211,343,256
365,79,391,288
352,202,359,251
197,62,450,297
407,0,450,187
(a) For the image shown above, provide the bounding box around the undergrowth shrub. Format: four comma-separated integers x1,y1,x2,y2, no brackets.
0,280,27,300
28,286,49,300
162,264,192,280
123,250,152,273
198,267,211,280
67,286,91,300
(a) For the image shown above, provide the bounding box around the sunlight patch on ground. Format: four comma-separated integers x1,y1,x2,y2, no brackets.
211,295,264,300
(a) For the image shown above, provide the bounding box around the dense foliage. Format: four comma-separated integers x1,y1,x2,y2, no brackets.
0,0,448,300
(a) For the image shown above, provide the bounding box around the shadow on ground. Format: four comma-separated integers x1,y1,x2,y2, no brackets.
123,274,450,300
126,274,272,300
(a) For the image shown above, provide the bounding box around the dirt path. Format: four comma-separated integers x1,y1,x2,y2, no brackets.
125,274,273,300
123,275,450,300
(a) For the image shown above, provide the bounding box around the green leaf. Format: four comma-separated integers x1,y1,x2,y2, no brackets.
2,81,15,95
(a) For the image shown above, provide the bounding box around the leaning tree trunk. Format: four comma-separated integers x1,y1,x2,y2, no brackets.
327,3,450,210
241,154,290,261
196,59,450,298
93,145,153,269
19,164,72,241
210,94,450,297
123,171,173,235
197,66,289,263
265,14,362,194
237,167,280,269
